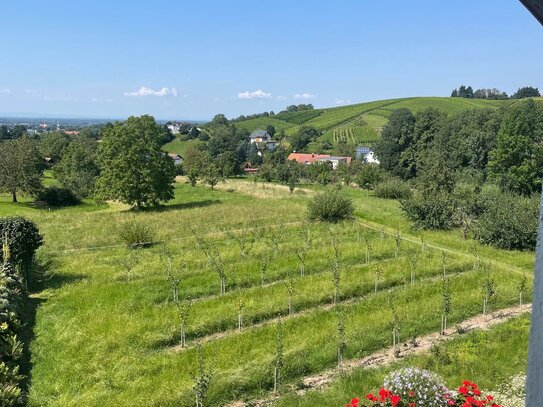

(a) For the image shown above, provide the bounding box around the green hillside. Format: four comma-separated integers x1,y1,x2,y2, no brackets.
233,96,511,147
162,97,513,155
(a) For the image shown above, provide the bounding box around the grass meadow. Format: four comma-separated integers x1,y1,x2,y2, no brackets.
0,178,533,406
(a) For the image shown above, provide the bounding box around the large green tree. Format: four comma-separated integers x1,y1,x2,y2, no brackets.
373,108,415,179
488,99,543,195
0,137,43,202
96,115,176,209
38,131,71,162
54,136,100,198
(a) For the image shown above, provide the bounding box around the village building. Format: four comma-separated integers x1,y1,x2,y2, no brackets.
250,129,277,151
356,146,380,164
288,153,352,169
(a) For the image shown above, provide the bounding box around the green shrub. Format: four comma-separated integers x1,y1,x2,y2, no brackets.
374,179,412,199
354,163,383,190
0,216,43,275
119,218,157,248
473,191,539,250
401,192,458,230
36,186,80,207
307,188,354,223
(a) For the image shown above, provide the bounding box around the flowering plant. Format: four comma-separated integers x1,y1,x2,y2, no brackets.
446,380,502,407
346,379,503,407
384,367,449,407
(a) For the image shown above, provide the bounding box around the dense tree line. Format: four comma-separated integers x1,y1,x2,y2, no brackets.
373,99,543,249
451,85,540,99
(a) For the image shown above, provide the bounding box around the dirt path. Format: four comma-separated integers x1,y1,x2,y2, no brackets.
226,303,531,407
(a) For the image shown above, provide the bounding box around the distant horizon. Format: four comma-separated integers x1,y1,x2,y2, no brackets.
0,91,538,124
1,1,542,119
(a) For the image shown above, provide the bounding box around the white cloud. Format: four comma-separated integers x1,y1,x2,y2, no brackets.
91,97,114,103
238,90,272,99
294,93,316,99
25,89,42,97
123,86,178,97
43,95,74,102
0,89,12,94
334,98,351,105
276,95,287,101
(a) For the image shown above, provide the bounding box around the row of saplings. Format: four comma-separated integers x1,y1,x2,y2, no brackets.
0,217,43,406
117,191,528,406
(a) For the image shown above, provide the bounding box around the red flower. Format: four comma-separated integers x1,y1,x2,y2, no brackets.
409,403,415,407
459,385,469,395
391,394,401,406
486,395,494,401
408,390,415,397
350,397,359,407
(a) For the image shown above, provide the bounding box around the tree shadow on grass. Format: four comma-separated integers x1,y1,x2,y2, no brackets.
20,268,86,397
141,199,223,212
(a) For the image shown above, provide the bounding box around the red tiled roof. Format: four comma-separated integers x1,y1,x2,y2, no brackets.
288,153,331,164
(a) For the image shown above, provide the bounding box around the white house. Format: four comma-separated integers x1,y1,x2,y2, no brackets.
356,146,380,164
250,129,276,151
363,150,380,164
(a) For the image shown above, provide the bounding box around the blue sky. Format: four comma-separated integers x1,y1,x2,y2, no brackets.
0,0,542,120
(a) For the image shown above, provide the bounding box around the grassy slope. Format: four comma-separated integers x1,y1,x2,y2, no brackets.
0,180,533,406
162,139,205,156
231,97,510,146
160,97,510,154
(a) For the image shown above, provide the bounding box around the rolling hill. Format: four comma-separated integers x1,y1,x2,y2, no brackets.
234,96,512,146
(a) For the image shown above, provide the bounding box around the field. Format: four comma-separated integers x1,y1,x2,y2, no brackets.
228,97,511,150
162,139,206,156
1,179,534,406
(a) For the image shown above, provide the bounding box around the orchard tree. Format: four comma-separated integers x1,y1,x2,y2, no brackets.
96,115,176,209
183,147,208,187
54,136,100,198
0,136,43,202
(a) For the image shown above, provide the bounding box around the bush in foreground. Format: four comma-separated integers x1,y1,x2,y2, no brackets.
374,179,412,200
119,218,156,248
0,217,43,286
307,188,354,223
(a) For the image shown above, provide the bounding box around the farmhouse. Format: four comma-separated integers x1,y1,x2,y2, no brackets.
167,153,183,165
288,153,352,169
250,129,276,151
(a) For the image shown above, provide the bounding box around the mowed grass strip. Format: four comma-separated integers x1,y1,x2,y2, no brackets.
29,266,530,407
